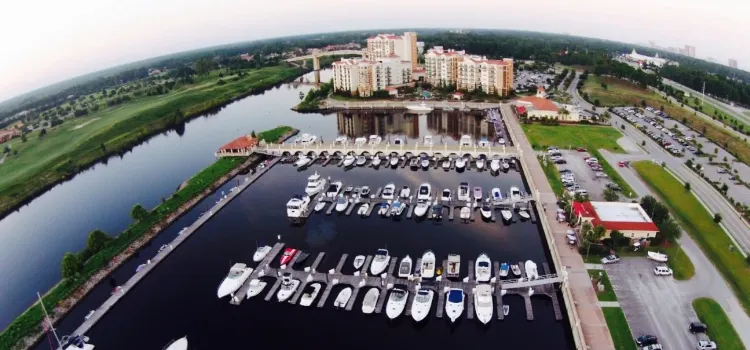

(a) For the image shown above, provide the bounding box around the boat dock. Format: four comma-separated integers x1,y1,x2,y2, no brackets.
232,242,563,322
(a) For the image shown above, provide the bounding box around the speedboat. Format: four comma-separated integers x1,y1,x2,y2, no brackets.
351,187,360,199
503,305,510,316
475,253,492,282
398,255,413,278
334,287,352,308
406,102,434,113
294,133,317,145
474,284,494,324
305,172,326,196
389,157,399,167
459,134,472,146
362,288,380,314
276,273,300,302
411,289,434,322
343,154,356,167
392,137,405,146
382,183,396,200
473,187,483,203
476,158,485,170
409,158,419,169
354,137,367,146
423,134,434,146
353,255,366,270
458,182,470,202
501,159,510,171
314,202,326,212
279,248,298,266
490,159,501,172
420,157,430,169
455,157,466,170
334,135,348,145
371,156,382,167
377,203,389,216
459,206,471,220
431,205,443,220
491,188,503,204
498,137,506,145
357,203,370,216
446,254,461,278
511,264,522,277
525,260,539,279
286,195,310,218
445,288,465,323
300,283,322,307
326,181,342,198
399,186,411,199
500,209,513,221
245,279,267,299
217,263,253,298
421,250,436,278
417,183,432,201
253,245,272,262
360,186,371,197
480,205,492,219
390,201,405,216
356,155,367,166
441,189,452,202
294,155,311,167
369,135,382,145
335,197,348,212
386,288,409,319
478,137,491,147
441,158,451,170
500,263,509,277
370,249,390,275
162,337,187,350
518,210,530,220
414,201,430,217
509,186,522,201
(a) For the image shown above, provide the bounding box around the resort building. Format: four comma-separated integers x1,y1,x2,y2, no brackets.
573,201,659,240
515,96,581,122
0,128,20,144
424,46,465,87
623,49,670,67
332,57,412,97
425,47,514,97
365,32,418,71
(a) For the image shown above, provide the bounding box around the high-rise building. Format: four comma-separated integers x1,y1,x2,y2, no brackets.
365,32,418,71
685,45,695,57
729,59,738,68
332,57,412,97
424,46,465,87
424,46,514,97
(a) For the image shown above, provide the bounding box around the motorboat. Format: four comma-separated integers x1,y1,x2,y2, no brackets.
354,137,367,146
490,159,501,172
406,102,434,113
398,255,413,278
369,135,382,145
411,289,434,322
476,158,485,170
314,202,326,212
370,249,390,275
286,195,310,218
518,210,530,220
389,157,399,167
459,134,472,146
382,183,396,200
475,253,492,282
414,201,430,217
441,158,451,170
390,201,405,216
420,157,430,169
360,186,371,197
509,186,522,201
334,287,353,308
353,255,366,270
511,264,522,277
431,205,443,220
409,158,419,169
162,337,187,350
423,134,434,146
474,284,494,324
478,138,491,147
357,203,370,216
299,283,322,307
503,305,510,316
343,154,356,167
473,187,483,203
647,251,668,262
446,254,461,278
480,205,492,219
344,186,354,196
217,263,253,298
525,260,539,280
459,207,471,220
279,248,298,266
432,190,449,205
421,250,436,278
500,263,509,277
253,245,272,262
500,209,513,221
498,137,506,145
458,182,470,202
276,273,300,302
325,181,343,198
417,183,432,201
377,203,389,216
399,186,411,199
386,288,409,319
392,137,405,145
356,155,367,166
294,155,312,167
295,252,310,266
245,279,267,299
491,188,503,204
371,156,382,167
305,172,326,196
334,135,348,145
362,288,380,314
294,133,317,145
335,197,348,212
445,288,465,323
455,157,466,170
501,159,510,171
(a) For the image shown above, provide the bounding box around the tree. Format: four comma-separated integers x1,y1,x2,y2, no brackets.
609,230,628,247
640,99,647,107
21,134,27,143
251,130,256,138
657,217,682,242
720,183,729,194
641,140,646,146
684,182,691,191
195,58,214,76
39,128,47,138
61,252,82,279
603,188,619,201
640,195,670,225
714,213,723,223
584,225,606,242
3,145,9,154
131,204,150,221
594,98,601,107
87,229,111,254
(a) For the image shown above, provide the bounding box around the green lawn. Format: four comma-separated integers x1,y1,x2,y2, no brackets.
588,270,617,301
692,298,745,350
538,155,565,197
659,243,695,280
633,161,750,314
602,307,637,350
521,123,624,152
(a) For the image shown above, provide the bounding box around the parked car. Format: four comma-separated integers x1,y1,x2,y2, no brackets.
555,159,567,164
601,255,620,264
696,340,717,350
595,172,608,178
605,183,621,190
642,344,663,350
576,147,587,152
653,266,673,276
689,321,708,333
635,335,658,346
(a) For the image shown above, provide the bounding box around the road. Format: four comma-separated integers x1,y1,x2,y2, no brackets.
662,78,750,126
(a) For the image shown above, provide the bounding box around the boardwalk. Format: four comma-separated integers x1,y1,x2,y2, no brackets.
321,99,502,111
254,140,519,159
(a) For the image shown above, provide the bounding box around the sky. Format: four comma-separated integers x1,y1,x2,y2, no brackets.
1,0,747,102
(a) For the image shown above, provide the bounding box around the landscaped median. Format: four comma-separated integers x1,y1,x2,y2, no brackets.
602,307,637,350
588,269,617,302
692,297,745,350
633,161,750,314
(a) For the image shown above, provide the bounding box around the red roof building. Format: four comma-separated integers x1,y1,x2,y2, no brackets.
573,201,659,240
216,135,259,157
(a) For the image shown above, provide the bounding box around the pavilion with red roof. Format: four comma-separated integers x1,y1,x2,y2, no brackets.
216,135,259,157
572,201,659,241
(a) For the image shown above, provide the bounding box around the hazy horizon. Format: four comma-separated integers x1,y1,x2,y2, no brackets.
1,0,747,103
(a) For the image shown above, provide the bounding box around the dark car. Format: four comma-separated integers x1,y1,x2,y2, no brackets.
635,335,658,346
554,159,567,164
689,321,708,333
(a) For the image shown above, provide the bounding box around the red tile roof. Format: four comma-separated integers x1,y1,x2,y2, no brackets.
518,96,559,112
516,106,527,114
573,202,659,232
219,135,258,152
453,91,464,96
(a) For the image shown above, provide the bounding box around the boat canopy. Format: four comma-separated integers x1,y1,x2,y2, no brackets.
478,261,490,267
417,289,430,296
448,290,463,303
376,249,389,256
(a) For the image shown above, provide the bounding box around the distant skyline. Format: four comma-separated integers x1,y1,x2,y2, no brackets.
1,0,747,102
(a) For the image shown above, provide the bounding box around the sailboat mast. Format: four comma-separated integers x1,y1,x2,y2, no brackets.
38,292,63,347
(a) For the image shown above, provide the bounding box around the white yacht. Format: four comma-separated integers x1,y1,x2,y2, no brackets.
441,188,452,202
335,197,348,212
411,289,434,322
480,204,492,219
369,135,382,145
501,159,510,171
371,156,382,167
475,254,492,282
509,186,522,201
356,155,367,166
343,154,356,167
491,188,503,204
459,206,471,220
245,279,266,299
305,172,326,196
500,209,513,221
276,273,300,302
457,182,470,202
294,133,317,145
474,284,494,324
409,158,419,169
459,134,473,146
478,138,491,147
389,156,399,167
392,137,405,145
421,250,436,279
490,159,501,172
357,203,370,216
518,210,531,220
398,255,413,278
399,186,411,199
473,187,483,204
286,195,311,218
476,158,485,170
377,203,389,216
455,157,466,170
60,335,96,350
370,249,390,275
253,245,272,262
498,137,506,145
353,255,366,270
334,287,352,308
382,183,396,200
414,201,430,217
420,157,430,169
314,202,326,212
360,186,371,197
499,263,509,277
162,337,187,350
334,135,348,145
390,201,405,216
445,288,465,323
441,158,451,170
294,155,312,167
299,283,321,307
354,137,367,146
525,260,539,279
511,264,522,277
326,181,342,198
417,183,432,201
362,288,380,314
406,102,434,113
423,134,434,146
446,254,461,278
385,288,409,319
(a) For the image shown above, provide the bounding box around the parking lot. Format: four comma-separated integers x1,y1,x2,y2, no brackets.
513,70,555,91
544,148,617,201
604,258,700,350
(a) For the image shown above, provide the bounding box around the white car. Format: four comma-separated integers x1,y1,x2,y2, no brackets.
653,266,673,276
696,340,717,350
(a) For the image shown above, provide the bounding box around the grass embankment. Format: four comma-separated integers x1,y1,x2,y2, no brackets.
538,155,565,197
0,65,302,218
588,270,617,302
522,123,635,198
602,307,637,350
692,298,745,350
584,75,750,165
258,126,294,143
633,161,750,313
659,243,695,280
